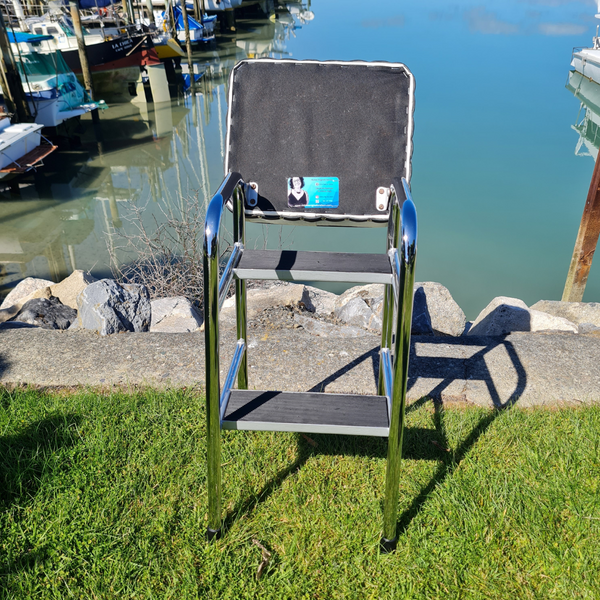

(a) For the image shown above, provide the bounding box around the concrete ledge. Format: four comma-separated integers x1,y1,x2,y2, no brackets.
1,327,598,408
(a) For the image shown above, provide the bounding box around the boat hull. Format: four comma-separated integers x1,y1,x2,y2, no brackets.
61,34,153,75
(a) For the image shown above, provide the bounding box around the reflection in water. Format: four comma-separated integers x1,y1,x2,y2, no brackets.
567,70,600,159
0,2,313,298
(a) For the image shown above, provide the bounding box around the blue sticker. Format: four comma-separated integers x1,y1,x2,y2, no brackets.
287,177,339,209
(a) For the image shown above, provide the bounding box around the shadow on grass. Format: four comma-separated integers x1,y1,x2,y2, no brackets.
0,413,81,511
223,335,525,538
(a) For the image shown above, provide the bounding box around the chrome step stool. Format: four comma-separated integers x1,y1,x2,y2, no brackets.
203,58,417,552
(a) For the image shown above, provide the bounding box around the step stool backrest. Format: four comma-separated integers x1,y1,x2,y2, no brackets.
225,59,415,225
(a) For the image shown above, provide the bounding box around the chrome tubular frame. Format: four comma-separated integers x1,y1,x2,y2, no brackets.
219,338,247,422
219,242,244,310
203,172,245,540
378,182,401,394
381,178,417,553
233,184,248,391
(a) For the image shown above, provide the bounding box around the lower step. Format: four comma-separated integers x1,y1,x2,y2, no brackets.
222,390,390,437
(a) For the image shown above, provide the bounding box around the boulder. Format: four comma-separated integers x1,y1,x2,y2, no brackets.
0,286,53,324
301,285,337,316
0,277,54,310
335,284,385,314
468,296,578,336
12,296,77,330
50,270,97,310
221,282,307,320
150,297,202,332
335,296,382,331
530,300,600,327
412,282,466,337
294,314,368,338
71,279,151,335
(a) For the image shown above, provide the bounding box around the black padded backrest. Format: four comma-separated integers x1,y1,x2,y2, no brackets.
226,59,415,224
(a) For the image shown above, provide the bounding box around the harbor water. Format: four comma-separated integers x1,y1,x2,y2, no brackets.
0,0,598,319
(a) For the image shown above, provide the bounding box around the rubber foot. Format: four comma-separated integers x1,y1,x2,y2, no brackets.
379,536,398,553
206,527,222,542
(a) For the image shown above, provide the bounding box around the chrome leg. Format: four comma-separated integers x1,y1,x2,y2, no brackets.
233,185,248,390
203,173,244,541
381,191,417,553
378,283,394,396
204,228,222,539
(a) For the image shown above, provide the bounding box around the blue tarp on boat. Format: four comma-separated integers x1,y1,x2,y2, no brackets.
8,31,54,43
172,6,203,31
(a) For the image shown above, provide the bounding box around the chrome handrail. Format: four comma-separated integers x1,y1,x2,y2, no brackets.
203,171,244,539
381,176,417,552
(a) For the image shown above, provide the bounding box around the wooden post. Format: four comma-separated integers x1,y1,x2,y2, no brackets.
0,10,32,122
68,0,95,100
562,151,600,301
180,2,195,94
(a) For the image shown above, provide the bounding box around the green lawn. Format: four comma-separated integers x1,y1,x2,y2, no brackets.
1,387,599,599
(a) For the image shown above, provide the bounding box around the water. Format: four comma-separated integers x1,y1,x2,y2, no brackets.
1,0,598,319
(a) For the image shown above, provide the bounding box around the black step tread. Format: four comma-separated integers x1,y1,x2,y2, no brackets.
222,390,389,435
235,250,391,276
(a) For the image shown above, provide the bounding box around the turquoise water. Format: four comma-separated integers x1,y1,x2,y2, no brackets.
0,0,598,319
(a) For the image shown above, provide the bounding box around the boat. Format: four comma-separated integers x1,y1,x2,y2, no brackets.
162,6,216,44
8,36,105,128
0,110,56,180
21,13,159,96
570,2,600,85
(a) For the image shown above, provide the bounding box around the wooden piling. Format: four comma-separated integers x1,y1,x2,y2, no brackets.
562,150,600,301
180,2,195,94
0,10,32,122
68,0,95,100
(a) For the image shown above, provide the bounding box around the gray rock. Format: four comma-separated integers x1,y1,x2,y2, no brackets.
530,300,600,327
294,314,368,338
150,297,202,333
71,279,151,335
578,322,600,335
1,277,54,310
221,281,307,320
301,285,337,315
12,296,77,330
468,296,578,336
335,297,379,330
412,282,466,337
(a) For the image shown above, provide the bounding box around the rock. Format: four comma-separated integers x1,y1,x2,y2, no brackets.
530,300,600,327
50,270,97,310
412,282,466,337
335,284,385,313
150,297,202,332
12,296,77,330
301,285,337,316
0,286,53,324
294,314,368,337
335,296,382,331
71,279,151,335
222,282,307,320
468,296,578,336
578,323,600,335
0,277,54,309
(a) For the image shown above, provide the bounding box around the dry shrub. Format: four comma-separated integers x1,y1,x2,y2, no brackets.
108,194,231,309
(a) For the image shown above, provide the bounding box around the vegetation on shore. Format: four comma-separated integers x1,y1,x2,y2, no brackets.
1,387,599,599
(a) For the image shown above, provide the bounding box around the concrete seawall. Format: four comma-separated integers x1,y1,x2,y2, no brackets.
2,322,599,408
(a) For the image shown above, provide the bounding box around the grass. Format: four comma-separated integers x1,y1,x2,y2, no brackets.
1,387,599,599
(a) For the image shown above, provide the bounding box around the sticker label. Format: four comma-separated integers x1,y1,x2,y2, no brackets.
287,177,339,209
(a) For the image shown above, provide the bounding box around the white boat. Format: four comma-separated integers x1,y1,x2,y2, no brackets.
571,1,600,84
0,114,56,180
8,38,105,128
